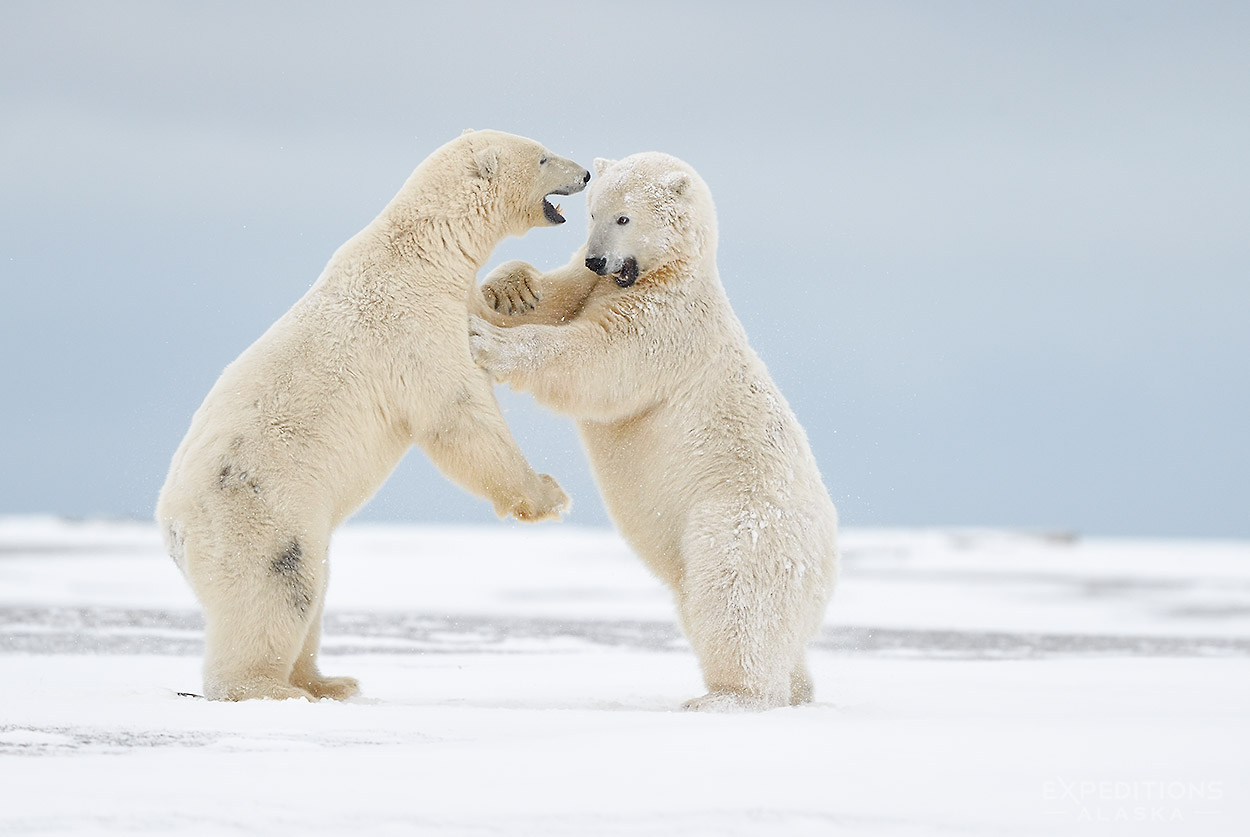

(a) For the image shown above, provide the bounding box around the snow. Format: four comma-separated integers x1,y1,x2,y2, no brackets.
1,517,1247,835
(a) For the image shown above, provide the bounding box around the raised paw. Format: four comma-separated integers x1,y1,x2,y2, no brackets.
468,316,502,370
481,260,541,315
469,316,529,380
499,473,570,523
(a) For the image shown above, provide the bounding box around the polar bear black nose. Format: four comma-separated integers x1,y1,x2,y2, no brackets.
582,170,591,184
585,256,608,274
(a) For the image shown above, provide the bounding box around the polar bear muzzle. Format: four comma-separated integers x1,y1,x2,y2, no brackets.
585,253,639,288
615,257,639,287
541,162,591,225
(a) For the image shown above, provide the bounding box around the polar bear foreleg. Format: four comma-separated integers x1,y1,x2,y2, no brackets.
469,318,656,423
417,370,569,522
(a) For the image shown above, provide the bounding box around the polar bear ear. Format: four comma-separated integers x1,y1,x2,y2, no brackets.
473,146,499,179
461,128,476,136
662,171,691,196
593,157,617,177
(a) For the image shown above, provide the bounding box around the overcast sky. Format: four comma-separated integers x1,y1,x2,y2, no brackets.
2,1,1247,537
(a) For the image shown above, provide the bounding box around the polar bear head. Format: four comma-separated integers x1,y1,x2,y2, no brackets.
456,129,590,232
581,153,717,288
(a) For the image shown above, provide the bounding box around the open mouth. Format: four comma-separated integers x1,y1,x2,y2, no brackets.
542,174,588,225
614,257,639,288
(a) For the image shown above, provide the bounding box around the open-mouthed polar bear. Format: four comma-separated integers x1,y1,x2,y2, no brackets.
157,130,589,701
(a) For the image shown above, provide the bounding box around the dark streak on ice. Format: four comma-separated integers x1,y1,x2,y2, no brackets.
1,607,1247,659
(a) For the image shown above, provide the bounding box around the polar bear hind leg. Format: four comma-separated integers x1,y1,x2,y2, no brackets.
189,532,347,701
676,523,810,712
289,594,359,700
789,650,814,705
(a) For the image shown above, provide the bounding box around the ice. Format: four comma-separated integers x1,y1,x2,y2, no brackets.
0,518,1247,835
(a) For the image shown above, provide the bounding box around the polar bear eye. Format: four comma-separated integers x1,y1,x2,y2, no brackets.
539,156,548,165
616,216,630,226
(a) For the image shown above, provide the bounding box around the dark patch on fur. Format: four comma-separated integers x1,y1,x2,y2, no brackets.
218,462,261,495
272,540,302,575
271,540,313,616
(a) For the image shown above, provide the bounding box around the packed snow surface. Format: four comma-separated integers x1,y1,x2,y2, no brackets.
1,518,1247,835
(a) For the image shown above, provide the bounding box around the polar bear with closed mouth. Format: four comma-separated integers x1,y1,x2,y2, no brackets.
157,130,589,701
470,153,839,711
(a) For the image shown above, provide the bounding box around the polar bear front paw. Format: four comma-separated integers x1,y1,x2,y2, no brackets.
469,316,526,380
481,260,541,315
468,316,501,371
502,473,570,523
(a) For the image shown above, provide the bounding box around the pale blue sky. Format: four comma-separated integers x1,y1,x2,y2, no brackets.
2,0,1247,537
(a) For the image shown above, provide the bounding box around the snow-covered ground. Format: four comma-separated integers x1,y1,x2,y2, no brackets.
1,517,1247,835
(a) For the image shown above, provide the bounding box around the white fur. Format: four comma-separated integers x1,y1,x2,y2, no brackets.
157,130,588,701
472,152,838,711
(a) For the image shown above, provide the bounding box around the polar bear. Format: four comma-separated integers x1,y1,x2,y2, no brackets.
157,130,589,701
470,153,838,711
